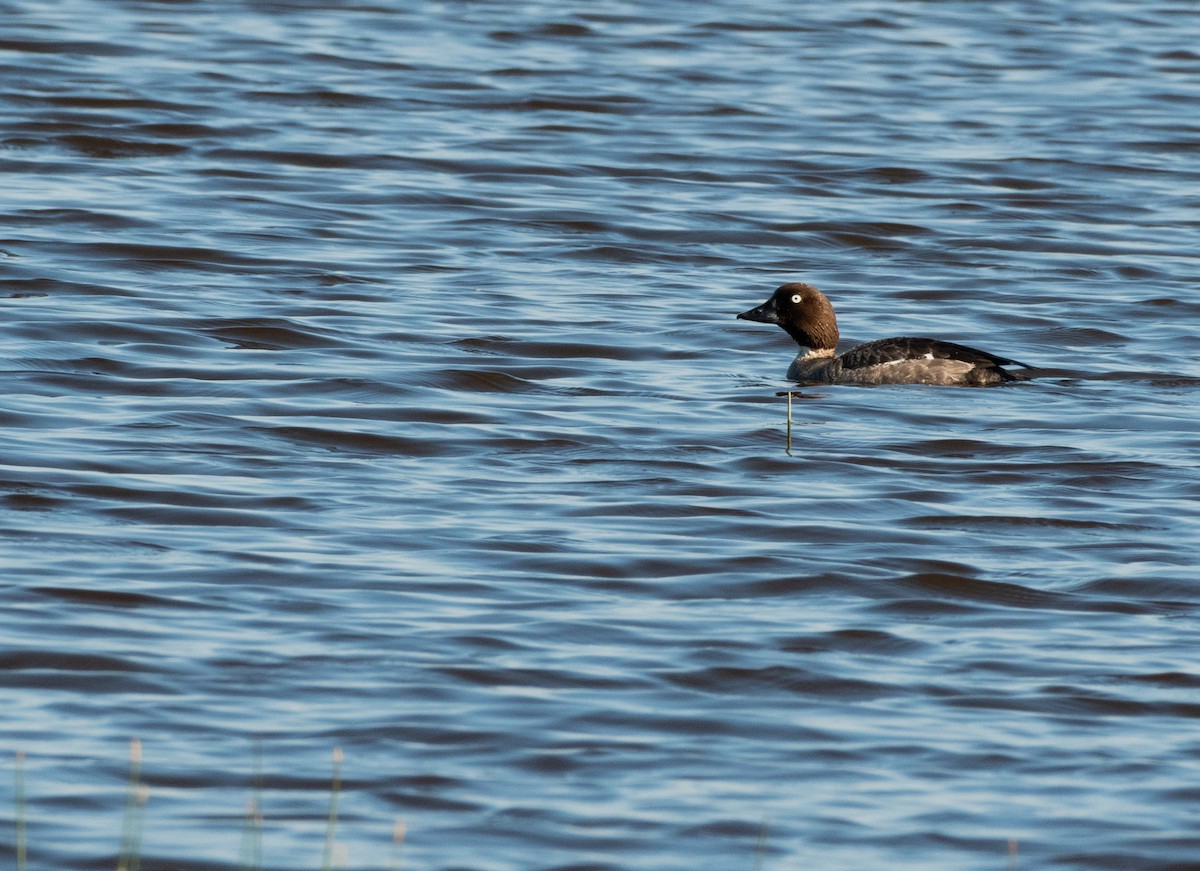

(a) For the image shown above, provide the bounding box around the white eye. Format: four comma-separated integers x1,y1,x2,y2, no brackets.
791,294,802,304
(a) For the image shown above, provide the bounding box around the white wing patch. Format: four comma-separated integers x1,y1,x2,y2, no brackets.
881,351,935,367
883,350,936,367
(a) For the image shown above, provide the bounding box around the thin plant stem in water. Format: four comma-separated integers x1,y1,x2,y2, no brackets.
390,819,407,871
1008,837,1019,871
14,750,27,871
117,739,147,871
786,390,792,454
320,747,344,871
775,391,799,454
238,740,264,871
752,817,769,871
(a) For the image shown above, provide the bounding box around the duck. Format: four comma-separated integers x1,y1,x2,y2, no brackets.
737,282,1032,386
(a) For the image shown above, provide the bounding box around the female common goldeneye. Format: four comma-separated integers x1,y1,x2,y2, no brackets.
737,282,1032,386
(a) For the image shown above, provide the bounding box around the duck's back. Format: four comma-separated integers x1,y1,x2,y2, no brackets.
796,337,1029,386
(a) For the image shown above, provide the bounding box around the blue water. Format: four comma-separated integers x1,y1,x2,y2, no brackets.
2,1,1200,869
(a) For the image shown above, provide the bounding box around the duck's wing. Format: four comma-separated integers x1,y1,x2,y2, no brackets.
839,337,1032,371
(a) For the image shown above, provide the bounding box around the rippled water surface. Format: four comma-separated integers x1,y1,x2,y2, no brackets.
3,1,1200,868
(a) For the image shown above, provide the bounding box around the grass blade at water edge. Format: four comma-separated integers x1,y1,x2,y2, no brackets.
14,750,27,871
320,747,343,871
238,740,264,871
117,739,147,871
390,819,406,871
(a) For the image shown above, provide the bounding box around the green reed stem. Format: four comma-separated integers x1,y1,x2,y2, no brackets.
786,391,792,453
320,747,343,871
14,750,27,871
776,390,795,454
752,817,769,871
238,740,264,871
117,739,147,871
390,819,407,871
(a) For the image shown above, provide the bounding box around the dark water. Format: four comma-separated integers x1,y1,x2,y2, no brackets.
2,1,1200,868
